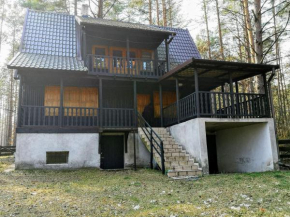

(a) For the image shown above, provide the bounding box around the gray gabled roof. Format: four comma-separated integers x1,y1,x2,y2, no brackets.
76,16,175,35
8,53,87,71
8,10,201,72
157,27,201,68
8,9,86,71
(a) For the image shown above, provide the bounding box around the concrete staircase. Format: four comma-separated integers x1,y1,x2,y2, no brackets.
138,127,202,178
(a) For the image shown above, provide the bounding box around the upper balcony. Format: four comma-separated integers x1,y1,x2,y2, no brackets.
76,16,176,80
85,54,167,78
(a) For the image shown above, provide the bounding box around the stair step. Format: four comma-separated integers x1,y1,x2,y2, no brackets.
172,165,199,170
139,127,203,177
167,170,202,177
165,161,197,167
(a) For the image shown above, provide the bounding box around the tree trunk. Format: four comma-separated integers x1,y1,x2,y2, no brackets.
243,0,255,64
149,0,152,25
0,0,5,53
98,0,103,18
162,0,167,26
254,0,264,93
156,0,160,25
168,0,172,27
203,0,211,59
74,0,77,16
215,0,224,60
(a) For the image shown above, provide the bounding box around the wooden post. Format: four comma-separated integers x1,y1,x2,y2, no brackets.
229,73,235,117
17,75,23,128
235,81,240,117
133,81,137,127
99,78,103,128
127,37,130,75
83,30,87,58
165,39,170,72
262,73,270,117
175,78,180,123
194,69,200,117
159,84,163,127
59,78,64,127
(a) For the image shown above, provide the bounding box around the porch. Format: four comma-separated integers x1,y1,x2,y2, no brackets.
159,58,279,127
78,16,174,79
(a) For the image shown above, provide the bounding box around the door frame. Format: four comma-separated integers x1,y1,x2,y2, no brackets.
100,132,126,169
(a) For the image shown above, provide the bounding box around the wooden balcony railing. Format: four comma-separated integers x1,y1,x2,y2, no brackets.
86,55,167,78
20,106,136,129
101,108,135,128
163,91,270,126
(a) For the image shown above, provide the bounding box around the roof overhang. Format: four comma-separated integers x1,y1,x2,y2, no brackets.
76,16,176,36
159,58,279,90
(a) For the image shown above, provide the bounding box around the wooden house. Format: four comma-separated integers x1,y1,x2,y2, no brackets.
8,8,279,177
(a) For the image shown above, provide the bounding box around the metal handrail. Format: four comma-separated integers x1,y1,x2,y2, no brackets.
137,112,165,174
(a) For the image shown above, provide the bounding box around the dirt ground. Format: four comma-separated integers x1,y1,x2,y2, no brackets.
0,156,289,216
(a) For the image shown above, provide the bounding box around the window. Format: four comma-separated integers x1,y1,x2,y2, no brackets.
46,152,69,164
113,50,123,67
142,51,152,71
95,48,106,68
129,51,136,69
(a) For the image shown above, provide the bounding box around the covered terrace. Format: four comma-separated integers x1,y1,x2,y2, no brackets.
158,58,279,127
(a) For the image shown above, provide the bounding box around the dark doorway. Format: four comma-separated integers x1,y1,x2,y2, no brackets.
100,135,124,169
206,134,219,174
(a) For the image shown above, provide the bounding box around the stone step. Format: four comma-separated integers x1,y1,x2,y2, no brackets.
164,152,188,157
138,127,203,178
167,169,203,178
172,165,199,171
165,160,197,167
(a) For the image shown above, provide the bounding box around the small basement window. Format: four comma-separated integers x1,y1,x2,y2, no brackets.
46,152,69,164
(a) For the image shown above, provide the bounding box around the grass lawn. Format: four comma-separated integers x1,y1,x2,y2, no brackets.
0,156,289,216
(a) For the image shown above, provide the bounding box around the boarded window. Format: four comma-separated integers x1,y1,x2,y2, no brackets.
137,94,151,114
44,86,98,116
46,152,69,164
153,91,176,118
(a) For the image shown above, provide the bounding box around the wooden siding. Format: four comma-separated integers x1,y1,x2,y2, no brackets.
44,86,98,116
137,94,151,113
154,91,176,117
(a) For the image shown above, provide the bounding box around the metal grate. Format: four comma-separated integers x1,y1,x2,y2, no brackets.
46,151,69,164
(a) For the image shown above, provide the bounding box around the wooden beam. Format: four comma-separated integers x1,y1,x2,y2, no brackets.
229,73,234,116
59,78,64,127
133,81,137,127
263,72,270,117
165,39,170,72
194,69,200,117
127,37,130,75
159,84,163,127
17,75,23,127
99,78,103,128
175,78,180,123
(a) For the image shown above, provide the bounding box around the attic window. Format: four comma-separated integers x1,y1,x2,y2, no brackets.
46,152,69,164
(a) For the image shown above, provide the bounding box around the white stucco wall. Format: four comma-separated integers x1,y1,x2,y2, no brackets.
15,133,100,169
125,133,151,168
216,122,278,173
169,119,209,173
169,118,279,174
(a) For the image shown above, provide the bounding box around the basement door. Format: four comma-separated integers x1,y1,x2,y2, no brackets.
100,135,124,169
